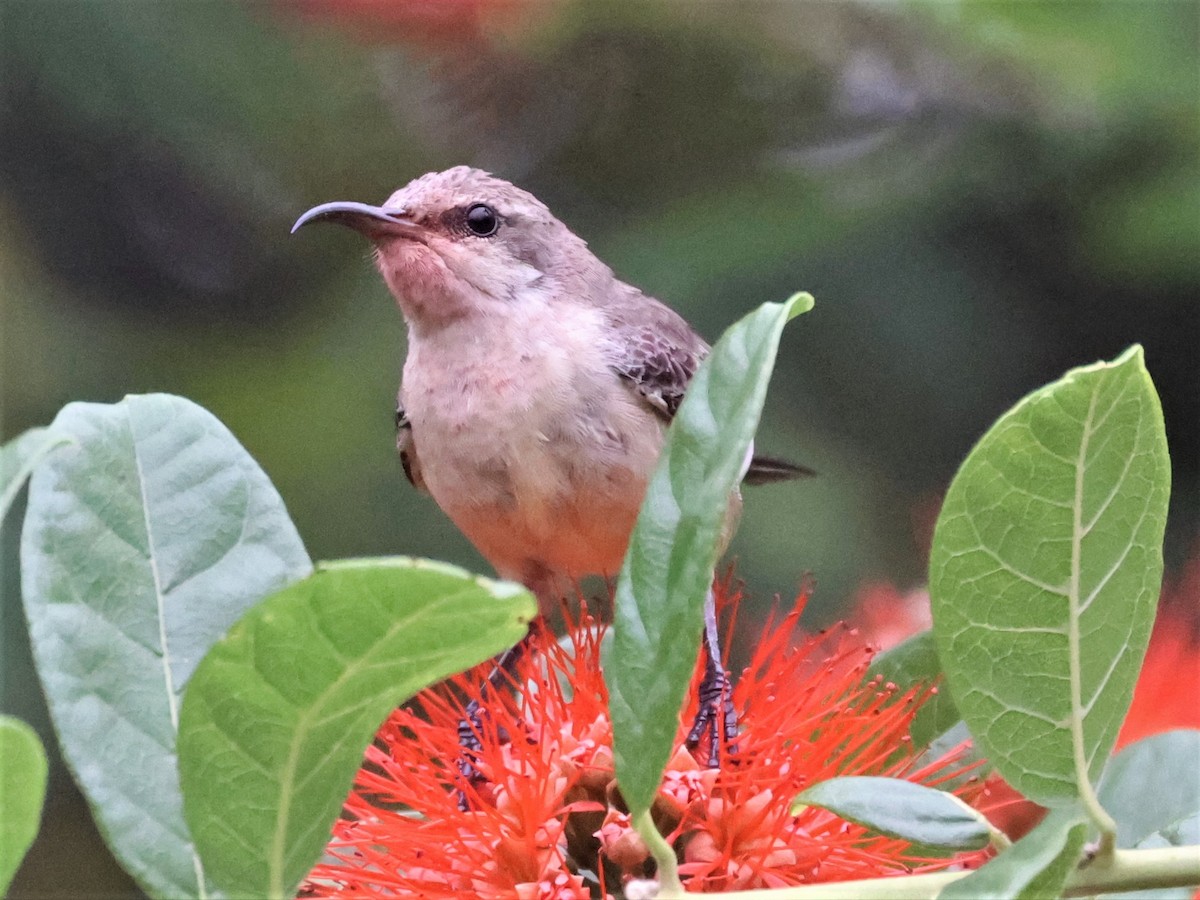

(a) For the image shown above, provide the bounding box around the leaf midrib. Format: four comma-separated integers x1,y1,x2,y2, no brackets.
1066,381,1122,837
266,585,483,897
1067,386,1097,782
128,406,209,899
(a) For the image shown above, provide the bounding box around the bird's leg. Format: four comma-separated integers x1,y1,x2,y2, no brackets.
456,633,530,808
686,588,739,768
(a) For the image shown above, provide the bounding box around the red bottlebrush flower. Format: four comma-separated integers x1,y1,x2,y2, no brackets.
302,584,987,898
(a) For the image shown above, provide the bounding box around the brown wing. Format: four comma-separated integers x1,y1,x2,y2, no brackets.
395,404,427,492
602,286,812,484
603,287,709,421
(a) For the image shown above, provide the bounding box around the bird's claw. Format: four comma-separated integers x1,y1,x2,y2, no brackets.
455,699,487,810
686,659,739,768
454,637,528,809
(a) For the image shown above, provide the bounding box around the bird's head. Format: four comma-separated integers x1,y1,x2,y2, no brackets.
293,167,594,332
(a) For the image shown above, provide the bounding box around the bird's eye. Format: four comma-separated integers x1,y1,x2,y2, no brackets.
465,203,499,237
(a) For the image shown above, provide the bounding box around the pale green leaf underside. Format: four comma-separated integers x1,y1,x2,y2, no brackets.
178,557,535,900
606,293,813,816
1098,729,1200,848
0,716,49,896
930,346,1169,806
1135,813,1200,849
1121,819,1200,900
796,776,993,850
20,394,313,898
0,427,70,524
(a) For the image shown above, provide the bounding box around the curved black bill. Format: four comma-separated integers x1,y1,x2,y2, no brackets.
290,201,418,236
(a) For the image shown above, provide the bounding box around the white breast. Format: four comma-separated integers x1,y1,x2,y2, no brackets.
400,300,664,588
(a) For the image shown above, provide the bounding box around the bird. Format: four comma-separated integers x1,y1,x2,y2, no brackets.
292,166,809,770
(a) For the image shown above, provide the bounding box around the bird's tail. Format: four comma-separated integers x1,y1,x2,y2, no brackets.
743,454,816,486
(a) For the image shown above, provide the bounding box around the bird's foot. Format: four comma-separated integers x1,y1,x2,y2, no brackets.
455,698,487,806
454,636,528,809
456,698,514,809
686,654,739,769
453,700,492,787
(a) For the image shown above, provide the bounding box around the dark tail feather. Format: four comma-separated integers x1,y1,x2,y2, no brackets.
743,454,817,486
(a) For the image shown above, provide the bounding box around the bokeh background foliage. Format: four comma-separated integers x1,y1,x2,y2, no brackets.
1,2,1195,896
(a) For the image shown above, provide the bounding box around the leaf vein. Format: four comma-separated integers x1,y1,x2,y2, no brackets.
971,545,1068,597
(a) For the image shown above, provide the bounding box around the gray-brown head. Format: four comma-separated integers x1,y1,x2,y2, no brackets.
292,166,603,332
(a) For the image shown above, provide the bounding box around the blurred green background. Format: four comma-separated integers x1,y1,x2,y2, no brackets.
1,1,1196,895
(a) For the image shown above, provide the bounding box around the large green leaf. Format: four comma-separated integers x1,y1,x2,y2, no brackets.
606,293,814,816
0,716,48,895
1098,730,1200,849
0,427,70,524
178,557,536,899
795,776,995,851
20,394,313,898
938,808,1088,900
929,346,1169,807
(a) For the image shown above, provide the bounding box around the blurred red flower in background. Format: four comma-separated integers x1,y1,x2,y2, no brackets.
275,0,552,48
1116,549,1200,749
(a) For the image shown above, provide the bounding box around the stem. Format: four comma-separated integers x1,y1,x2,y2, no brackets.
708,846,1200,900
633,808,684,897
1069,846,1200,896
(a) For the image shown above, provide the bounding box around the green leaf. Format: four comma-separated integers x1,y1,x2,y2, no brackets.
1,427,70,524
177,557,535,899
1098,729,1200,848
938,808,1088,900
795,776,994,850
20,394,313,898
0,716,48,896
867,630,961,749
606,293,814,817
929,346,1170,807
